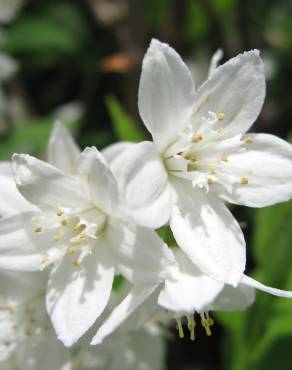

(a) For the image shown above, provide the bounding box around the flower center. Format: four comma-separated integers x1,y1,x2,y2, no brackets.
164,111,253,191
32,206,107,269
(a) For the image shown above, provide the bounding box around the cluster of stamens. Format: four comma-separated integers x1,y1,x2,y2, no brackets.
175,312,214,341
165,111,254,190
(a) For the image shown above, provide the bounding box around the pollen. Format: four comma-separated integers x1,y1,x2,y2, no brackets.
240,177,249,185
217,112,225,120
244,136,253,144
192,133,203,143
56,208,64,217
221,153,228,162
34,227,42,233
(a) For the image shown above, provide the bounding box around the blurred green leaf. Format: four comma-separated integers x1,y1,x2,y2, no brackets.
106,96,145,142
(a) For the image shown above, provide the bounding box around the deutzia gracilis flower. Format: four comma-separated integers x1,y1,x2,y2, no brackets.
91,248,292,345
0,270,71,370
105,39,292,287
0,123,175,346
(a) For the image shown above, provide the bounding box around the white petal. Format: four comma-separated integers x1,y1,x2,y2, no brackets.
241,275,292,298
138,39,195,152
107,218,176,284
218,134,292,207
91,284,157,345
108,141,172,228
47,121,80,175
193,50,265,137
209,281,255,311
0,162,33,217
46,242,114,346
0,212,54,271
77,147,119,215
208,49,223,78
12,154,87,209
170,178,246,286
158,249,223,313
101,142,133,166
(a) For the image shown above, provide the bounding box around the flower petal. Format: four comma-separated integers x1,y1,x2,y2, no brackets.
193,50,265,137
138,39,195,152
158,249,223,313
108,141,172,228
77,147,119,215
0,212,54,271
47,121,80,175
208,49,223,78
0,161,33,217
102,141,133,166
46,241,114,346
91,284,158,345
106,218,176,284
209,281,255,311
12,154,87,209
170,178,246,286
217,134,292,207
241,275,292,298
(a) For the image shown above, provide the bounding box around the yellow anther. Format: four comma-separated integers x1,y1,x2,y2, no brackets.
201,319,212,336
192,133,203,143
240,177,249,185
217,112,225,120
207,178,214,185
54,234,62,241
244,136,253,144
68,246,77,254
216,126,224,133
187,162,197,172
34,227,42,233
221,153,228,162
73,260,81,268
73,224,80,231
176,318,184,339
61,219,68,227
56,208,64,217
208,166,216,175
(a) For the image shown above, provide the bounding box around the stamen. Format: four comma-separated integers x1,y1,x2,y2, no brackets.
217,112,225,120
208,166,216,175
187,163,197,172
192,133,203,143
221,153,228,162
34,227,42,233
240,177,249,185
201,312,214,336
56,208,64,217
68,246,77,254
61,219,68,227
187,316,196,341
73,260,81,268
54,234,62,241
176,318,184,339
244,136,253,144
207,178,214,185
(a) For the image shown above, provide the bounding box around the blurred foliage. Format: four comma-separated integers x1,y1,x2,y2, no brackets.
0,0,292,370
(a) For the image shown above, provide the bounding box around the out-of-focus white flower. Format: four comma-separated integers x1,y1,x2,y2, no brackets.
0,0,24,24
0,122,175,347
0,53,18,82
105,39,292,287
0,270,71,370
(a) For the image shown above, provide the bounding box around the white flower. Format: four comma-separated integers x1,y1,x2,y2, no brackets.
0,270,71,370
0,0,24,24
105,39,292,286
0,122,175,346
91,246,292,345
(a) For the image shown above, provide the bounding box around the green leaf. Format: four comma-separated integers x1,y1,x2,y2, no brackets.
106,96,145,142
